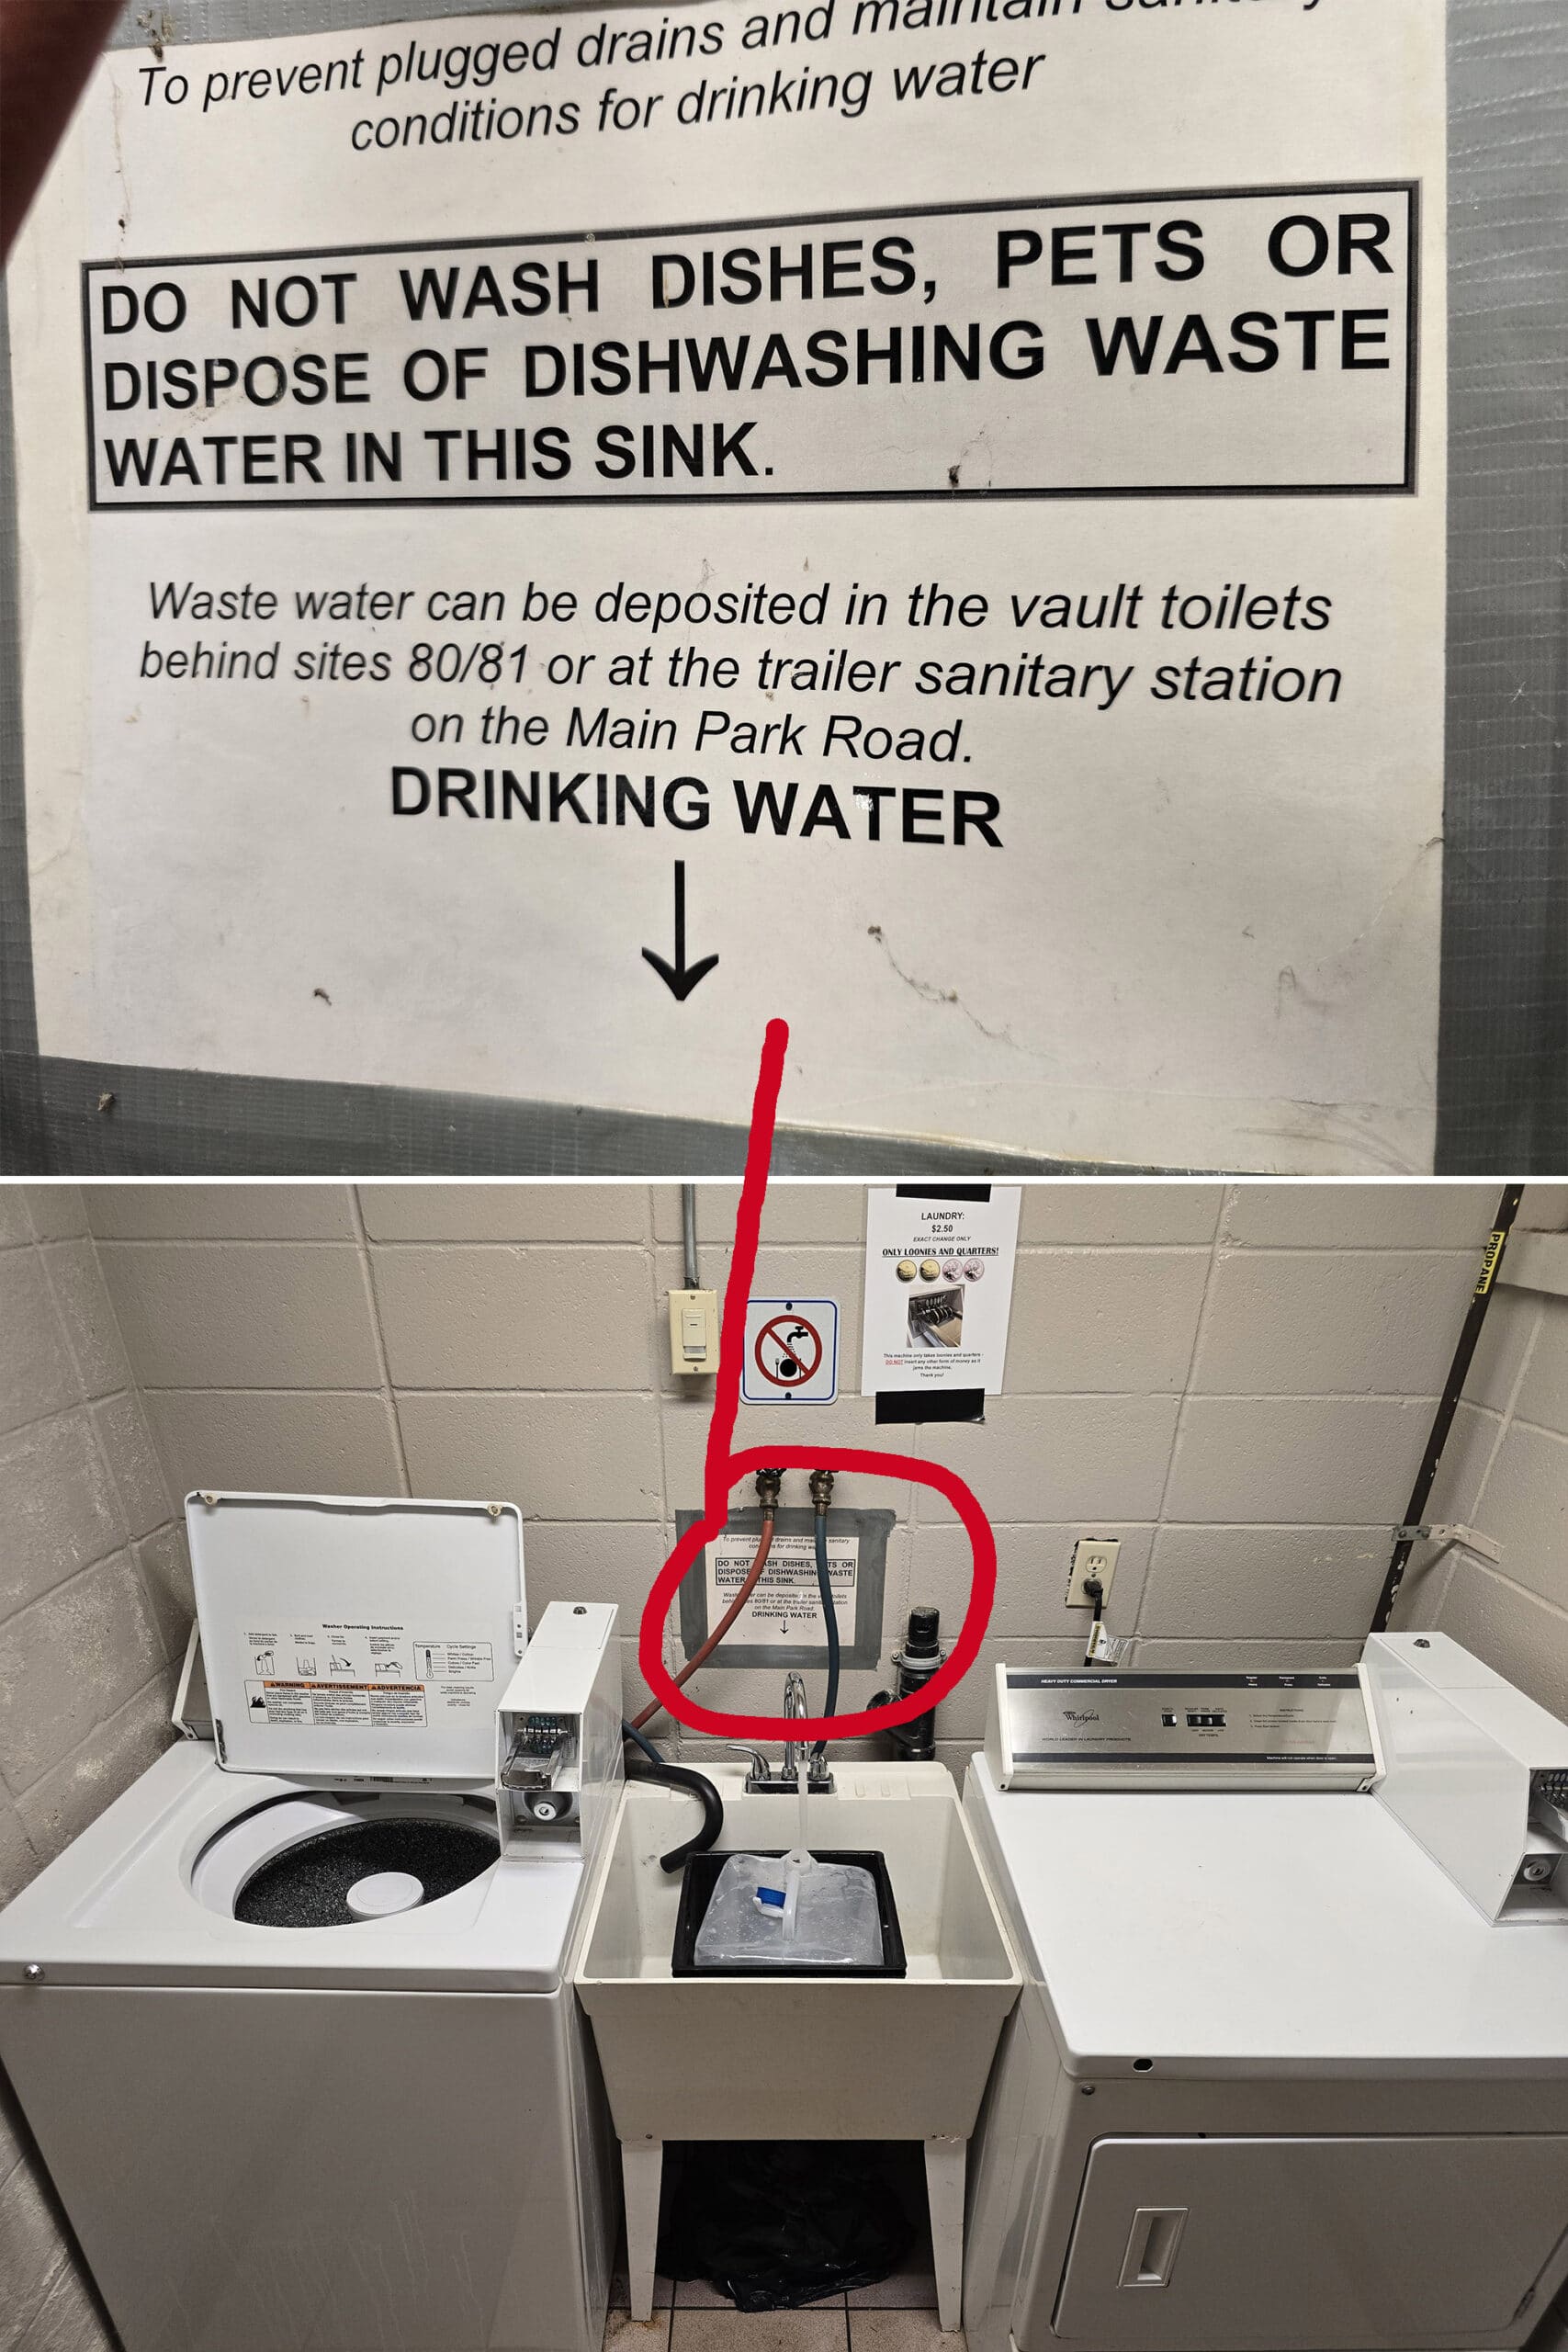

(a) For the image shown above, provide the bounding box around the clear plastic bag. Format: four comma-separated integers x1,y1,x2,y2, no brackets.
693,1852,884,1969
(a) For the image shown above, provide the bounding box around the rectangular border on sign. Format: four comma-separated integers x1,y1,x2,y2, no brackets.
80,178,1420,512
673,1505,893,1673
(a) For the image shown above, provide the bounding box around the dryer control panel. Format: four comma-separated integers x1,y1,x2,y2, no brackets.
986,1668,1378,1791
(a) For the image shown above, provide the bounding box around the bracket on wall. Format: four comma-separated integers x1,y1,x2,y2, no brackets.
1393,1521,1504,1565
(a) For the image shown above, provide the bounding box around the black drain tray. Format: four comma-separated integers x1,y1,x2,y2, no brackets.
672,1849,906,1978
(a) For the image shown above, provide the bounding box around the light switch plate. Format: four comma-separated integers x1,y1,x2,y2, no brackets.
669,1287,720,1376
1067,1535,1121,1610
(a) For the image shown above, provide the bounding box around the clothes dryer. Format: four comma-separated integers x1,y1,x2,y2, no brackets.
962,1635,1568,2352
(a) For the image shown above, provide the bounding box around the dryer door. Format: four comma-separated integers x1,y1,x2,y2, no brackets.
1051,2134,1568,2348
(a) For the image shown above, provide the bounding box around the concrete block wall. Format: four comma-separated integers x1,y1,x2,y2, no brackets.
74,1176,1568,1787
1,1184,186,2352
1423,1187,1568,1722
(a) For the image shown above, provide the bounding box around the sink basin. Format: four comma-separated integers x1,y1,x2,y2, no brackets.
577,1760,1021,2328
577,1760,1021,2142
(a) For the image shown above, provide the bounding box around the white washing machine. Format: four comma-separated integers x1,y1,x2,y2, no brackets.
0,1491,624,2352
962,1634,1568,2352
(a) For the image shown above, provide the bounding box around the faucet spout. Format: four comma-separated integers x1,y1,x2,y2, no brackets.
781,1670,808,1780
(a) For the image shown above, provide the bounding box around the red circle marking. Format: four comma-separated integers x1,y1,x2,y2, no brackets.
754,1312,821,1389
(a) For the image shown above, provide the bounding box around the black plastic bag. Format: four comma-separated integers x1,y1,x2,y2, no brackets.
660,2141,917,2311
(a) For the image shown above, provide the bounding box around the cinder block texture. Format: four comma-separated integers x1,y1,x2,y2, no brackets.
0,1792,38,1906
84,1182,355,1240
144,1389,403,1498
371,1246,655,1390
1518,1296,1568,1434
1166,1399,1433,1522
14,2256,118,2351
0,1252,79,1440
1141,1527,1391,1639
1438,1566,1568,1726
0,1414,126,1622
1019,1185,1224,1246
17,1665,183,1872
1463,1289,1541,1417
0,1555,165,1793
99,1244,382,1389
39,1244,131,1400
0,2140,71,2346
1192,1251,1481,1396
1005,1250,1209,1394
1428,1220,1568,1721
1219,1184,1498,1250
397,1393,663,1520
365,1182,649,1242
654,1182,866,1247
0,1221,186,2334
23,1188,87,1243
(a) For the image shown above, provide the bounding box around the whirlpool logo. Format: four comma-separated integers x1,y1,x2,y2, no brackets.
1063,1709,1100,1724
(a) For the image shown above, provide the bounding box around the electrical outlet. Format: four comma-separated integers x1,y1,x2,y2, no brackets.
1067,1536,1121,1610
669,1288,720,1376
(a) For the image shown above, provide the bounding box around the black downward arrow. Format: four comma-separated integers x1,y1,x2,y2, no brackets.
642,861,719,1001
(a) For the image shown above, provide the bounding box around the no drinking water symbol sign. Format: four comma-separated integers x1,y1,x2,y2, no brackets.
741,1297,840,1408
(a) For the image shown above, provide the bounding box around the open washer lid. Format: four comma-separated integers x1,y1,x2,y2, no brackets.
187,1491,525,1783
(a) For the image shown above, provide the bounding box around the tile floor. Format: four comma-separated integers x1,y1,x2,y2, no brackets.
606,2265,952,2352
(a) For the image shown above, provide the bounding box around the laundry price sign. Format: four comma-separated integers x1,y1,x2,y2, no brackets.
741,1295,840,1404
10,3,1447,1170
862,1187,1021,1394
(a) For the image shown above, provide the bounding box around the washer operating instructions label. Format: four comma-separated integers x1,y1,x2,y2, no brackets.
245,1678,429,1729
9,1,1448,1172
240,1620,491,1726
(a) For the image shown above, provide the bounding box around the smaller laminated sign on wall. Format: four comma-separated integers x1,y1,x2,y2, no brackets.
862,1185,1021,1397
708,1528,859,1646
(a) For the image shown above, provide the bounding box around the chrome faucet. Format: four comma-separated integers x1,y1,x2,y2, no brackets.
782,1671,809,1779
722,1672,834,1792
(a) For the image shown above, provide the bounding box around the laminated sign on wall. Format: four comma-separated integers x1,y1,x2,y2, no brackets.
7,0,1446,1171
863,1185,1021,1396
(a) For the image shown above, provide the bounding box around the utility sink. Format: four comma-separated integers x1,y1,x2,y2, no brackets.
576,1759,1021,2329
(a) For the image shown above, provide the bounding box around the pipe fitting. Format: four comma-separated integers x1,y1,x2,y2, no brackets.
754,1465,784,1517
809,1465,836,1515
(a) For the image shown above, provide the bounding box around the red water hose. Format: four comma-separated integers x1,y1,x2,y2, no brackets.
630,1517,774,1731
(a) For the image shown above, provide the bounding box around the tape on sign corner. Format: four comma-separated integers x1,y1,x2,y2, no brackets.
874,1390,986,1427
894,1184,993,1204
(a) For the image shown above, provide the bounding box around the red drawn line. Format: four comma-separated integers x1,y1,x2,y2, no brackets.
637,1018,998,1741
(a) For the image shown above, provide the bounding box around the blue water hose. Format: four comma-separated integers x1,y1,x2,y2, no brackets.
814,1511,840,1747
